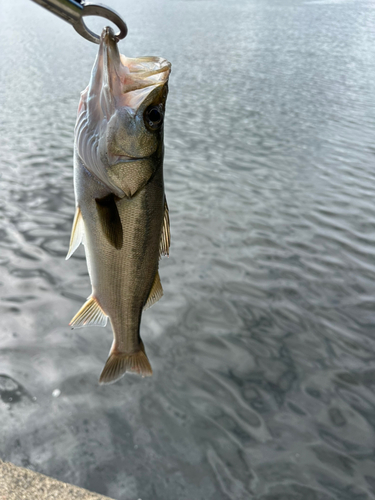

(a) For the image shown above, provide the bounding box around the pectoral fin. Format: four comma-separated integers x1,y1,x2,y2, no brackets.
95,193,123,250
144,271,163,310
159,200,170,258
66,206,84,260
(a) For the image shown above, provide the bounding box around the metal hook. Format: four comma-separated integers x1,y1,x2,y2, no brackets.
31,0,127,44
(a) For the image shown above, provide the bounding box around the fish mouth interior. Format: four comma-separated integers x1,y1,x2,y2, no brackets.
100,27,171,108
115,58,170,109
120,54,171,81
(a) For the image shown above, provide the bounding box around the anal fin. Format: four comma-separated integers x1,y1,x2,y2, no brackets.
66,206,84,260
144,271,163,310
69,296,108,329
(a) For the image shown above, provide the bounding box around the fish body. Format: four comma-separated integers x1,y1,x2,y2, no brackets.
66,28,171,384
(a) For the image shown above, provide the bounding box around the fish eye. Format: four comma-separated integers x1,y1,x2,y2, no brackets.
144,105,164,131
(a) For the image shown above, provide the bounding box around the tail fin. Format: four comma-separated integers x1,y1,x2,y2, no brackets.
99,343,152,385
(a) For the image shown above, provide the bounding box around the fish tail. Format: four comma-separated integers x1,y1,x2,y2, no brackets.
99,342,152,385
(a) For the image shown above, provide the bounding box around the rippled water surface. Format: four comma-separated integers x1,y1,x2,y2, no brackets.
1,0,375,498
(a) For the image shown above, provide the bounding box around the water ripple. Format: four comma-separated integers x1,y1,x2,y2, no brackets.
1,0,375,498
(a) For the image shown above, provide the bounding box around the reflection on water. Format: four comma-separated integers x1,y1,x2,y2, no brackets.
1,0,375,498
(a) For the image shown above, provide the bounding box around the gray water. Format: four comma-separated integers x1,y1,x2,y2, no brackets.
1,0,375,498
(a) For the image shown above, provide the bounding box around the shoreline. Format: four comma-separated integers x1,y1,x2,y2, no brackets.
0,460,115,500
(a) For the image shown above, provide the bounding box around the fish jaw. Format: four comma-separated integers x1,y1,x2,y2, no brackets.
106,83,169,164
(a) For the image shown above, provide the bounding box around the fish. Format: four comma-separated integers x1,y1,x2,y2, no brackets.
66,27,171,384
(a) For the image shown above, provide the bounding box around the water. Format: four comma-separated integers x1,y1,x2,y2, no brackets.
1,0,375,498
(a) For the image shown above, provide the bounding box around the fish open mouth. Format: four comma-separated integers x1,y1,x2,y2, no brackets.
100,27,171,109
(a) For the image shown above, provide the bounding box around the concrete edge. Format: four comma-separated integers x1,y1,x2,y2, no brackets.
0,460,115,500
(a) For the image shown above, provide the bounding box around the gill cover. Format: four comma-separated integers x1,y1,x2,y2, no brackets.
75,27,171,198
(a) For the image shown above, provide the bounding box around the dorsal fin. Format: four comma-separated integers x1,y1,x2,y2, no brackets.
144,272,163,310
69,296,108,328
159,200,170,258
66,206,84,260
95,193,123,250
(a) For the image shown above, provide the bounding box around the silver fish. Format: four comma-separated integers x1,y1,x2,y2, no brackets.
66,27,171,384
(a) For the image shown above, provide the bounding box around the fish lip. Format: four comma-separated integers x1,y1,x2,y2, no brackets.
101,26,117,46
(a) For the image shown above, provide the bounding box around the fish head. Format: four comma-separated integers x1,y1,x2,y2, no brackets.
107,79,170,163
76,27,171,185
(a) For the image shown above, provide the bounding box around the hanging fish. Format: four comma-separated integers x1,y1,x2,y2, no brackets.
66,27,171,384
